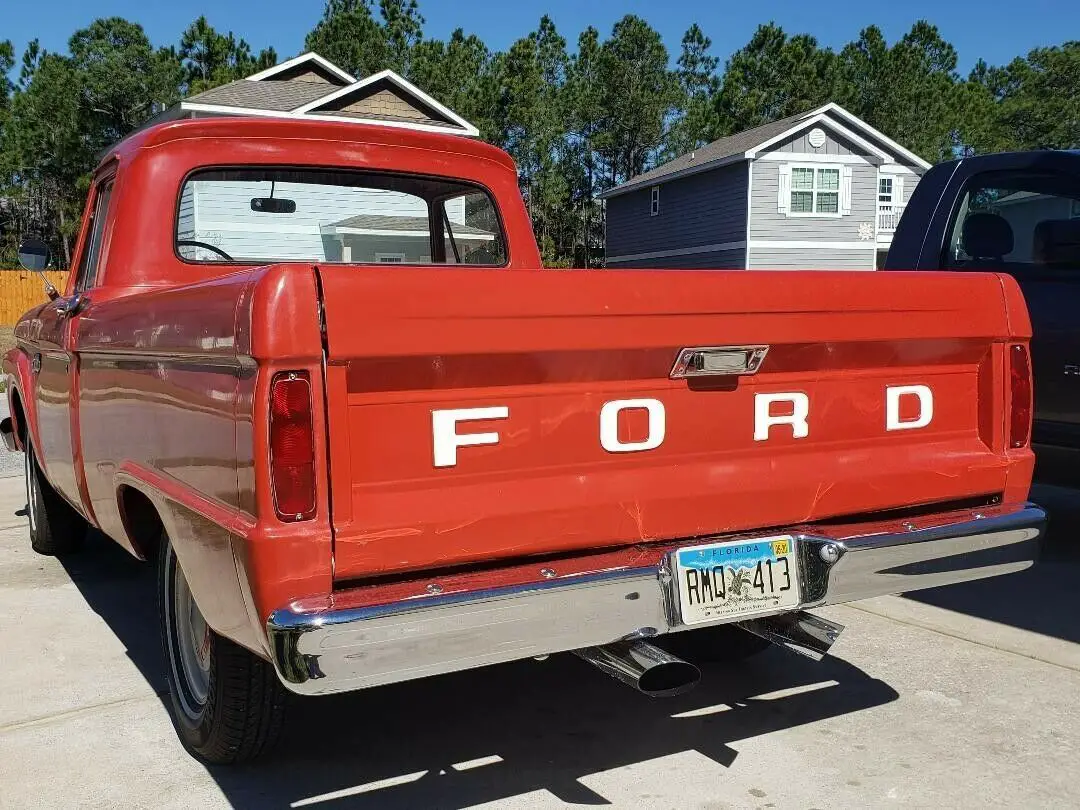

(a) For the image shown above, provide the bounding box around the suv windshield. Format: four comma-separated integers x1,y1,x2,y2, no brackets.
176,168,506,266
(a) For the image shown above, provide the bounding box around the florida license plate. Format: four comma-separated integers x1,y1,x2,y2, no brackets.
674,536,801,625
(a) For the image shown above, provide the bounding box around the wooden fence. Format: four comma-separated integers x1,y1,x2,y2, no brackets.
0,270,71,324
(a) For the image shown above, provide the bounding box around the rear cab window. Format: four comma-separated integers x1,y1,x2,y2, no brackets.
944,171,1080,278
175,168,507,266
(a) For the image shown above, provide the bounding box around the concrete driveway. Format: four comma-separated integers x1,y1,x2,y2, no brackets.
2,471,1080,810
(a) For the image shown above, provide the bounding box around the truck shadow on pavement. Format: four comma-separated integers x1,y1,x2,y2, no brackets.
905,482,1080,644
61,532,899,810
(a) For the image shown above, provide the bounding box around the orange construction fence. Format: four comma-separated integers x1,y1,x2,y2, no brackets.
0,270,71,324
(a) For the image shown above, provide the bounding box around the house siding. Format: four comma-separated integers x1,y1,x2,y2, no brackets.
749,247,877,270
898,173,920,207
177,183,195,239
328,87,452,127
312,79,453,127
610,247,746,270
762,128,872,157
858,129,925,169
749,159,878,243
605,162,748,265
274,66,339,85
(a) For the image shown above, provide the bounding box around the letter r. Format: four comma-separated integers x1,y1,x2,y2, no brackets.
754,393,810,441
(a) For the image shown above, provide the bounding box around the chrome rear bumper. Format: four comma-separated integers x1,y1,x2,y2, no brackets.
268,502,1045,695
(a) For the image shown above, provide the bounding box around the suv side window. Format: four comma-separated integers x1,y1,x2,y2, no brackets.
74,180,114,291
944,172,1080,276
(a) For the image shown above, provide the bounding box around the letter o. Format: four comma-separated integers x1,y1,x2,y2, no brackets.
599,398,666,453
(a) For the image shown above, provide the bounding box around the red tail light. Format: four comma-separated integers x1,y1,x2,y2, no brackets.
270,372,316,521
1008,344,1032,449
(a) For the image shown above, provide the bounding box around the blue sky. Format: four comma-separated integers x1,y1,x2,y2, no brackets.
4,0,1075,78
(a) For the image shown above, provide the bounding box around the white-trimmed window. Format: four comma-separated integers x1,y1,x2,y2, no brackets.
778,164,851,217
650,185,660,216
879,177,894,207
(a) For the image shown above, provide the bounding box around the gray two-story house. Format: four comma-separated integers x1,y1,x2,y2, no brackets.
600,103,930,271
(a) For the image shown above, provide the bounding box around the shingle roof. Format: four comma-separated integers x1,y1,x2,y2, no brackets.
185,79,334,112
329,213,493,236
602,111,813,198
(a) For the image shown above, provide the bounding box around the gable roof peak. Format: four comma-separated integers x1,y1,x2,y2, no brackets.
799,102,930,169
293,68,480,137
245,51,356,85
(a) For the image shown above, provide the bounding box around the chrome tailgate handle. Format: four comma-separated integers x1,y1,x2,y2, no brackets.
670,345,769,379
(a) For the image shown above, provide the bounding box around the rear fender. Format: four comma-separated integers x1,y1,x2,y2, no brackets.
114,465,267,656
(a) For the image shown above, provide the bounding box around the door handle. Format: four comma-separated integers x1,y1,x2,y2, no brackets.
55,293,88,318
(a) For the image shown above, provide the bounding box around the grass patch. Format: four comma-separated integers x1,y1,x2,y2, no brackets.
0,326,14,357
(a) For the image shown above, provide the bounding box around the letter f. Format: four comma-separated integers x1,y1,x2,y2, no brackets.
432,407,509,467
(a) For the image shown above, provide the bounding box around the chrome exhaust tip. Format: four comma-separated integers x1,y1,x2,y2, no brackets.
574,639,701,697
737,610,845,661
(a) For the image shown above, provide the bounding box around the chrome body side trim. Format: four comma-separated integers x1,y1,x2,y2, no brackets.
77,349,258,374
267,502,1045,695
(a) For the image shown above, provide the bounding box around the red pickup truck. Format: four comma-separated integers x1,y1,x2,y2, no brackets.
3,118,1045,764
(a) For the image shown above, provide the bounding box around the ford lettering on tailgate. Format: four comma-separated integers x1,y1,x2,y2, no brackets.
431,385,934,467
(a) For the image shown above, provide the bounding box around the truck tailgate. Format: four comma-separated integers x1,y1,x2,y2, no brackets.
317,267,1022,581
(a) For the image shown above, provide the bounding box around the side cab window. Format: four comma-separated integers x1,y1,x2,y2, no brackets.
72,178,116,292
944,170,1080,278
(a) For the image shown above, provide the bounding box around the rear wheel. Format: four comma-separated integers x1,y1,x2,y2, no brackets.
25,436,86,556
656,623,773,663
159,533,287,764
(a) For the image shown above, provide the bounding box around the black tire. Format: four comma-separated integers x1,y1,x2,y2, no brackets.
656,623,773,663
159,534,287,764
25,436,86,555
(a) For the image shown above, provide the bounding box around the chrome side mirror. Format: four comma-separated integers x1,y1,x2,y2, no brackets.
17,237,60,301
